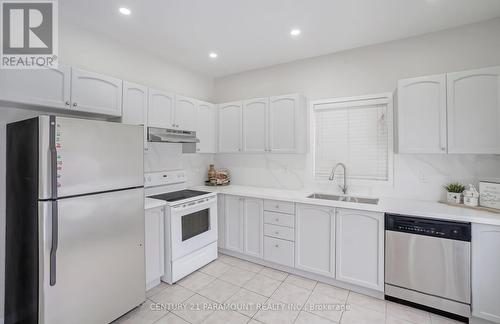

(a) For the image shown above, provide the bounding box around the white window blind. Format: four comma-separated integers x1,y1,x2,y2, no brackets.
314,98,389,181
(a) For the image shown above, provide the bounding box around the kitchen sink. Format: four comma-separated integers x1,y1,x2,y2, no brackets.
307,193,379,205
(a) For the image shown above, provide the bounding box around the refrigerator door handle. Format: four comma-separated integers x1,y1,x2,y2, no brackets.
49,115,57,199
50,200,58,286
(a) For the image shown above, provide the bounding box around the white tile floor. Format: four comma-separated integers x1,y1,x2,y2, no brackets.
112,253,462,324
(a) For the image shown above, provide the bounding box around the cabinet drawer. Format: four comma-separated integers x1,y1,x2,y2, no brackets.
264,200,295,214
264,211,294,228
264,224,294,241
264,236,294,267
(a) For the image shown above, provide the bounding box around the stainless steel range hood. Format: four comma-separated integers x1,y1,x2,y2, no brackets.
147,127,199,153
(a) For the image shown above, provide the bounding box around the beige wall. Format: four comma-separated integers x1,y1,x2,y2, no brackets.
213,18,500,102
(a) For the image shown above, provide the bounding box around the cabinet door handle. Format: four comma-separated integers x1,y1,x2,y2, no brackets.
65,101,70,106
72,102,78,107
274,244,279,248
275,231,279,235
275,205,280,209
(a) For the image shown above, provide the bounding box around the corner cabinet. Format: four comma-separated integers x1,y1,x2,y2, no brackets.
217,94,308,154
397,74,447,154
447,66,500,154
218,102,243,153
242,98,269,153
295,204,335,277
472,224,500,323
70,68,123,117
269,94,307,153
0,64,71,110
223,195,264,257
197,101,217,153
243,198,264,258
335,209,384,291
223,195,244,252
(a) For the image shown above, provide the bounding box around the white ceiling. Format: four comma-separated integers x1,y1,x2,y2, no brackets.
60,0,500,78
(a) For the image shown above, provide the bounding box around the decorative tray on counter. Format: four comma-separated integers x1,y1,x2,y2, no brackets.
438,200,500,214
205,180,230,187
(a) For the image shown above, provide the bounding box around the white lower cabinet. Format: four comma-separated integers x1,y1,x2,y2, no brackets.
224,195,244,252
145,206,164,290
223,195,264,257
295,204,335,277
472,224,500,323
219,195,385,293
243,198,264,258
217,194,226,249
335,208,384,291
264,236,294,267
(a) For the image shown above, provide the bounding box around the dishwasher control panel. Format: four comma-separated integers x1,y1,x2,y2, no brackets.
385,214,471,242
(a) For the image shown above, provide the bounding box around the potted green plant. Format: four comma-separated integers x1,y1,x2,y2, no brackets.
444,182,466,204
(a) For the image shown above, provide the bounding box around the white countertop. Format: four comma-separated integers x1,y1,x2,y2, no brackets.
192,184,500,226
145,197,167,210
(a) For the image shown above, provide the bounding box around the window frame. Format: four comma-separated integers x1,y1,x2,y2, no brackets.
310,93,394,186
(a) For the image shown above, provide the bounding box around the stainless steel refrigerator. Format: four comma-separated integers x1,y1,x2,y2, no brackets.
5,116,146,324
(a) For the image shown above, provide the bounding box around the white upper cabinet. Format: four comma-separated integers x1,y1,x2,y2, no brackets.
70,68,123,117
218,101,242,153
0,65,71,110
122,81,148,125
148,89,175,129
397,74,447,154
335,209,384,291
175,95,198,131
472,224,500,323
447,66,500,154
269,94,307,153
197,101,217,153
218,94,307,154
243,198,264,258
242,98,268,152
295,204,335,277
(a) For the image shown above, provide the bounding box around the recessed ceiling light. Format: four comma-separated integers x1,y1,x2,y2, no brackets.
119,7,131,15
209,52,218,59
290,29,301,37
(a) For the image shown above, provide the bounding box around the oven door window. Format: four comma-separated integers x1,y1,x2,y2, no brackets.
182,208,210,241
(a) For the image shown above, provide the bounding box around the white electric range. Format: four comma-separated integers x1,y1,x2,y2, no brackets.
145,170,218,284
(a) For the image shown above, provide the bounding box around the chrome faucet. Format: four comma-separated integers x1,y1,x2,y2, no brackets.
329,163,348,195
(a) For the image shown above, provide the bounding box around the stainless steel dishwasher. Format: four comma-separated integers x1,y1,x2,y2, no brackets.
385,214,471,319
